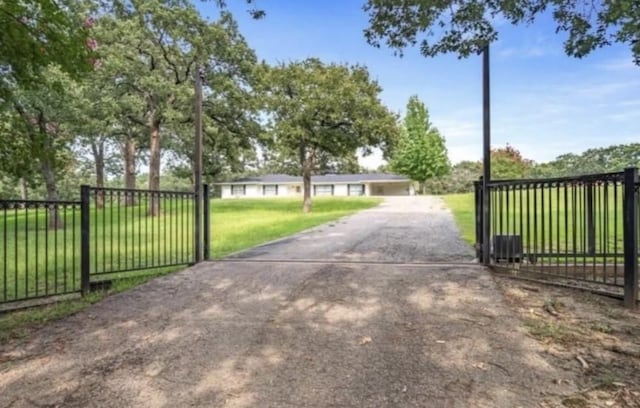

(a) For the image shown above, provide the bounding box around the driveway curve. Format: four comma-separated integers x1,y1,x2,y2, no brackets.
0,196,576,407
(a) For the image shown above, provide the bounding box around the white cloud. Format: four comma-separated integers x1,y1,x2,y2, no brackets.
597,57,637,72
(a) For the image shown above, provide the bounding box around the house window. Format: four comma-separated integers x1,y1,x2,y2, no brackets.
231,185,246,196
295,186,301,193
348,184,365,196
314,184,334,196
263,185,278,196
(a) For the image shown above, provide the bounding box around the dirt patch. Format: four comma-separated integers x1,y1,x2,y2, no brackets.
495,276,640,407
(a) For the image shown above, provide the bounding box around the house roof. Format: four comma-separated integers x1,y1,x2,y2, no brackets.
223,173,410,184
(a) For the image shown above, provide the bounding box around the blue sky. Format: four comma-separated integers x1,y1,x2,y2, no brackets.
199,1,639,168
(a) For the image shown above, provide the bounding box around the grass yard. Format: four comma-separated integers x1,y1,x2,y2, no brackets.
442,193,476,246
0,196,381,342
210,197,382,257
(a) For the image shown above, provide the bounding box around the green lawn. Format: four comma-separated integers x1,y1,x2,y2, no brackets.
211,197,382,257
0,196,380,342
442,193,476,246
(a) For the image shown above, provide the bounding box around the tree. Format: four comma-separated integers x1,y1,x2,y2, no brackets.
390,95,450,193
530,143,640,177
96,3,256,215
364,0,640,64
491,144,532,180
261,59,399,213
5,66,76,228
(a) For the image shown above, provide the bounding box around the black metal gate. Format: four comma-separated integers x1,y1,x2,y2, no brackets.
475,168,639,307
1,185,210,307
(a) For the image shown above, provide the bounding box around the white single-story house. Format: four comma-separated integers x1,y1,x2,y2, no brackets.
218,173,415,198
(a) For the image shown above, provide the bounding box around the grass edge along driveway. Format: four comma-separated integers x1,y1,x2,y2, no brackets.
0,197,381,344
441,193,475,246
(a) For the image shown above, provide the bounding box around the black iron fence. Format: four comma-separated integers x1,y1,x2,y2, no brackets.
475,168,639,307
0,200,82,303
1,185,209,307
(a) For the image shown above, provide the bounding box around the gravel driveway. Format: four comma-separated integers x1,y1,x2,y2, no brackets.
0,196,577,407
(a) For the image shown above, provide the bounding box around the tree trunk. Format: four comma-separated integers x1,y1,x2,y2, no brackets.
19,178,28,201
41,158,63,229
302,166,312,213
91,139,105,209
123,136,137,206
148,116,161,216
301,145,315,213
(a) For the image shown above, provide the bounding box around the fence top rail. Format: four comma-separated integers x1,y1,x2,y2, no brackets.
85,185,196,196
0,199,81,207
486,171,625,188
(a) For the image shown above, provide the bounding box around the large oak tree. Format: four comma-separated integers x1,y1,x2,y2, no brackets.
261,59,399,213
364,0,640,64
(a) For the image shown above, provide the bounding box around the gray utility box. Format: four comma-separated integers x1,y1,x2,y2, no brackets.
492,235,523,263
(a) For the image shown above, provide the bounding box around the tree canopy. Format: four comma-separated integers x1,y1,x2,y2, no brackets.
364,0,640,64
0,0,93,101
261,58,399,212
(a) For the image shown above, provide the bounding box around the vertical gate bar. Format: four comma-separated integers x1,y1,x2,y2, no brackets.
519,183,523,261
109,191,114,272
14,204,18,299
44,203,48,298
533,183,538,270
51,205,56,293
555,183,560,272
549,183,557,266
541,184,545,269
25,204,30,296
151,192,155,267
623,167,638,308
54,203,58,293
511,185,515,262
72,203,77,291
35,205,39,295
474,180,482,261
613,180,618,285
587,183,595,256
603,182,609,283
163,193,167,266
80,185,91,296
124,190,128,271
3,204,6,301
571,183,578,277
102,190,106,274
563,183,568,276
203,184,211,261
63,205,68,292
526,183,531,264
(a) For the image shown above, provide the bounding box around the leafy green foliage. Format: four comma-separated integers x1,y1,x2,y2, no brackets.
390,95,450,192
261,58,399,212
0,0,93,101
531,143,640,177
364,0,640,65
423,160,481,194
491,144,532,180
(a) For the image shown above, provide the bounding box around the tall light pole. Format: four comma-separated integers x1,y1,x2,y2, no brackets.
482,45,491,266
194,65,204,263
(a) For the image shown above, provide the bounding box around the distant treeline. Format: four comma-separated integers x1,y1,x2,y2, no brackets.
424,143,640,195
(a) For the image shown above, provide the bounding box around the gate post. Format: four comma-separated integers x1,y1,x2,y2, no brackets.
80,185,91,296
623,168,638,308
474,178,483,262
203,184,211,261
